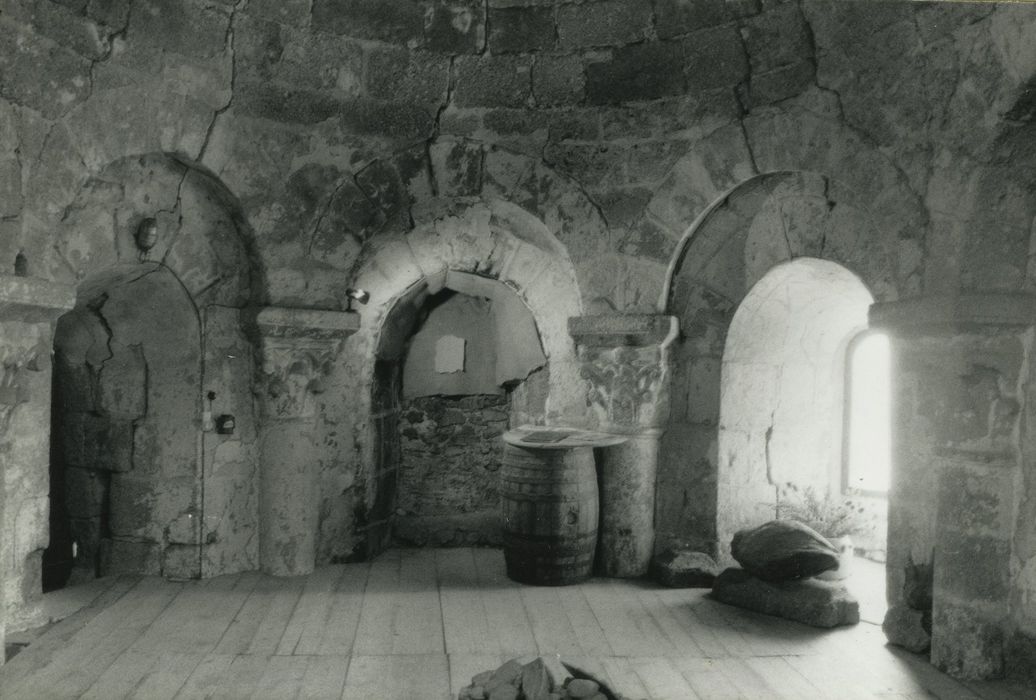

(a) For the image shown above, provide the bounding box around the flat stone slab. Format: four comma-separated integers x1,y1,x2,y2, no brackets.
651,548,719,588
711,567,860,628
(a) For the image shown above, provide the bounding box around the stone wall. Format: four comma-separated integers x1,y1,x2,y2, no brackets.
396,394,509,546
2,0,1036,678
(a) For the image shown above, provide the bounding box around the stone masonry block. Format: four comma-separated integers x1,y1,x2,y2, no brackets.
655,0,734,39
682,25,749,93
935,533,1010,603
532,54,585,106
424,0,485,54
741,3,812,73
312,0,425,44
488,6,555,53
586,41,687,104
0,158,23,218
454,55,534,108
98,348,147,418
245,0,311,27
429,139,484,197
931,601,1005,680
367,47,450,104
94,420,135,472
340,99,437,141
133,0,230,59
748,60,815,107
0,21,92,119
163,544,200,579
235,83,343,124
65,467,109,519
100,539,163,576
61,411,103,468
356,160,408,220
556,0,652,50
937,464,1014,537
18,0,109,60
87,0,132,29
272,32,363,94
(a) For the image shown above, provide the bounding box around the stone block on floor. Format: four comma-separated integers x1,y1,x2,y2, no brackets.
711,567,860,628
651,548,719,587
883,603,931,653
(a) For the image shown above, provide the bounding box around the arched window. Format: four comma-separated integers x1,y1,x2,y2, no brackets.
844,331,892,495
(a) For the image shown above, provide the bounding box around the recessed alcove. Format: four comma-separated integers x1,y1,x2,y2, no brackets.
373,272,547,548
43,264,202,590
717,258,886,559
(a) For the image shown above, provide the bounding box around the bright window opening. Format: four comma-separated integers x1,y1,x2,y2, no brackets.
846,332,891,494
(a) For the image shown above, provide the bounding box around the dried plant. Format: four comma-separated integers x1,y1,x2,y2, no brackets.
776,483,873,538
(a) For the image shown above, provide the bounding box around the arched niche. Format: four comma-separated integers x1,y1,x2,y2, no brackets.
716,257,874,560
321,200,584,561
17,152,262,613
659,170,898,557
44,263,202,587
374,271,547,547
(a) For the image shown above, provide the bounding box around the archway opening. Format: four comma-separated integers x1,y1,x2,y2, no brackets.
42,264,202,591
368,271,547,554
717,257,887,569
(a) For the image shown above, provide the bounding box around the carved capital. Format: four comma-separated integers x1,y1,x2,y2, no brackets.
570,314,678,432
254,307,360,419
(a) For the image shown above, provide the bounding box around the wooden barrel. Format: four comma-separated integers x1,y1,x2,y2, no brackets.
499,443,599,585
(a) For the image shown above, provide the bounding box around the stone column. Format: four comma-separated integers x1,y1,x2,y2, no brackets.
0,276,76,663
255,307,359,576
872,293,1031,680
569,314,679,577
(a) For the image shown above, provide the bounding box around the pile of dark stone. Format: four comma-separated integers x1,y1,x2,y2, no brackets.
710,519,860,628
458,656,628,700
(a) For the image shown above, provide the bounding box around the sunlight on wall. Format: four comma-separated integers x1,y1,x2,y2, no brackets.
846,332,891,494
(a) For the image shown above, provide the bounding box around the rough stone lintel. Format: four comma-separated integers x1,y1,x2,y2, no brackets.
569,313,678,347
0,275,76,323
870,293,1036,336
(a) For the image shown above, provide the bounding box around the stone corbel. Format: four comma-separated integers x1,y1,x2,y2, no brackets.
254,307,360,420
569,314,679,433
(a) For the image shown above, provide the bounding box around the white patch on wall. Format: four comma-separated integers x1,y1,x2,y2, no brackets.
435,334,466,374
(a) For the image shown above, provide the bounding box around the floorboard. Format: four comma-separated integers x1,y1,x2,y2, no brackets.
2,548,1030,700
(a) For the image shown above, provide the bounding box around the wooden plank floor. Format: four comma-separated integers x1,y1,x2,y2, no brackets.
1,548,1031,700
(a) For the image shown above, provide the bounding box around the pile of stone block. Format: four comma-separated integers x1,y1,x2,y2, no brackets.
458,656,626,700
711,519,860,628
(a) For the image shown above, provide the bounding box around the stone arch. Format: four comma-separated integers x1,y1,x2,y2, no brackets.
658,169,900,557
642,100,925,311
48,153,261,307
308,138,610,307
323,198,585,560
